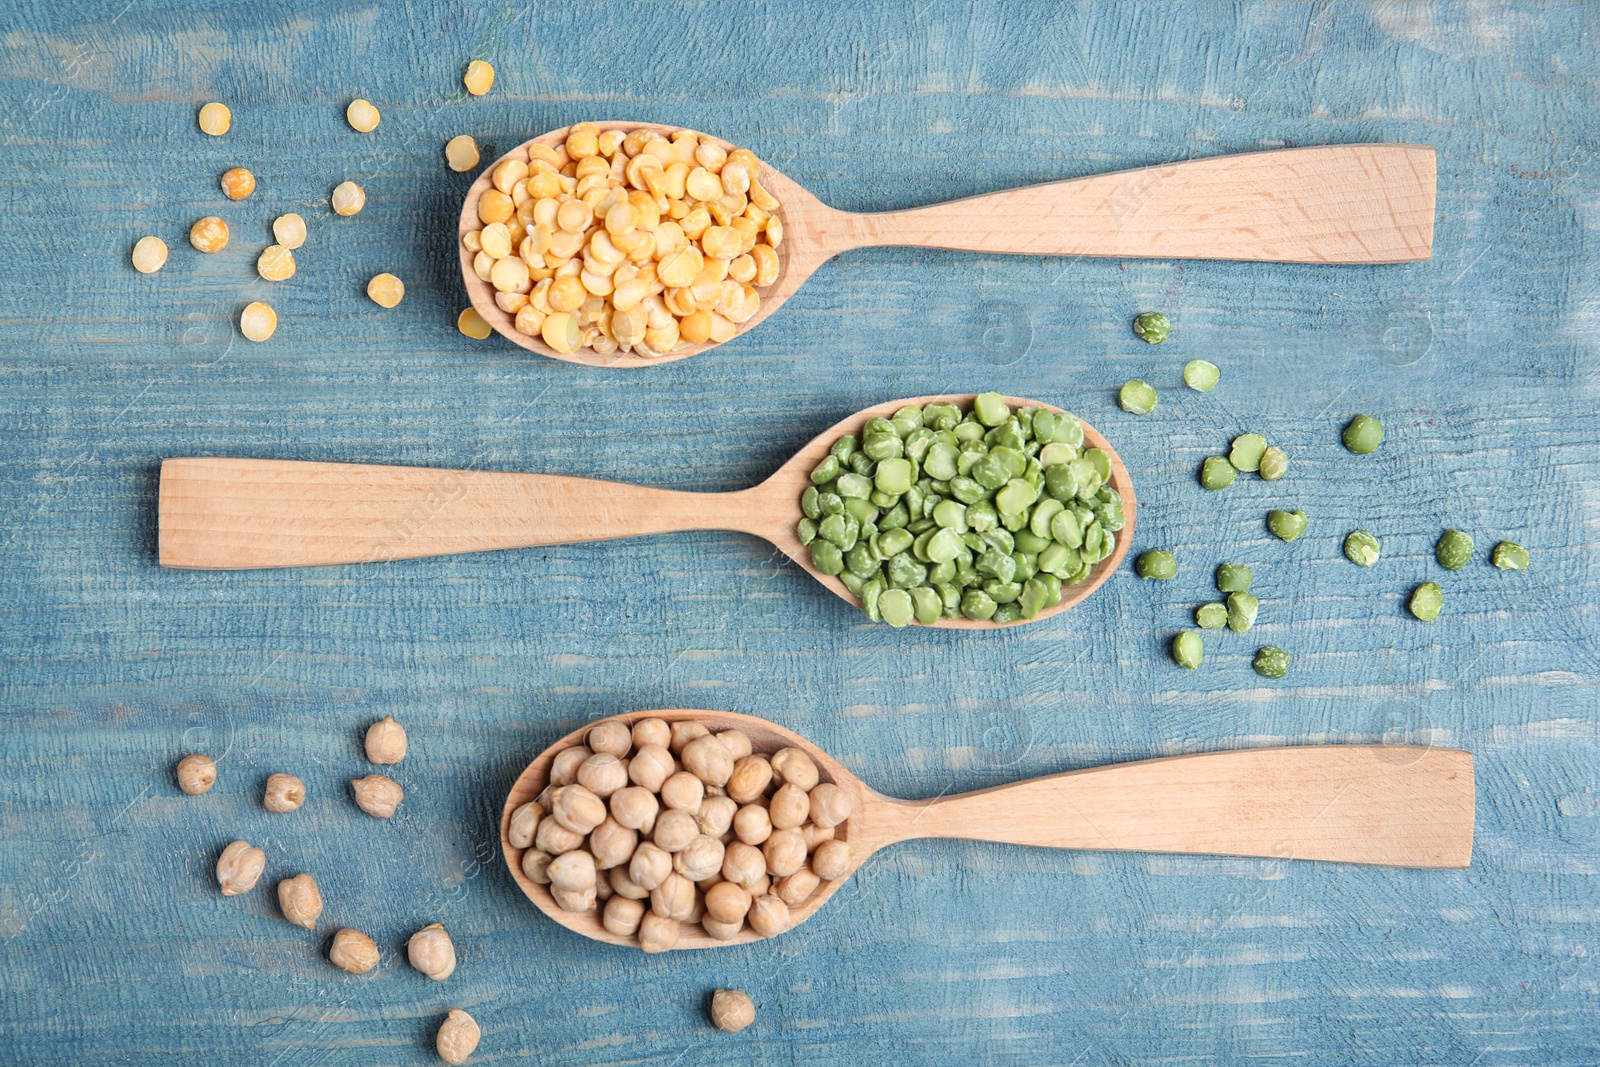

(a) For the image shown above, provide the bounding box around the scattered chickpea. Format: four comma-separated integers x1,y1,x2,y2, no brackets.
364,714,408,763
131,236,168,274
331,181,366,216
197,102,231,136
189,216,229,253
175,753,217,795
445,135,481,173
351,774,403,817
263,772,306,813
220,167,256,200
407,923,457,980
710,989,755,1033
257,244,296,282
216,840,265,896
277,873,324,929
272,213,307,250
456,307,491,339
435,1009,480,1065
239,301,277,342
463,60,495,97
346,98,381,133
329,928,380,974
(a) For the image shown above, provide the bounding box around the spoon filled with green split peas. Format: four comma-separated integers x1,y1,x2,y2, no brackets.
159,394,1134,628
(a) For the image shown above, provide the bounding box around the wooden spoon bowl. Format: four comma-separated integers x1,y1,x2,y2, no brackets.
460,125,1435,367
158,394,1134,629
502,709,1476,952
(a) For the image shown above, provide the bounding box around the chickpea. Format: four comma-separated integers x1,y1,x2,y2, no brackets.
801,823,836,850
603,894,646,937
610,785,660,832
547,850,597,893
747,894,791,938
767,783,810,830
407,923,457,981
507,801,543,849
364,715,408,763
660,771,704,813
176,753,217,795
549,784,606,834
807,782,853,828
552,885,596,913
670,720,710,755
329,928,380,974
650,872,696,921
811,839,853,881
277,873,324,929
587,719,632,757
680,734,734,787
534,815,584,855
577,753,628,798
628,842,673,891
695,795,737,839
258,772,304,813
710,989,756,1033
637,912,679,953
714,730,753,761
762,828,807,877
721,842,767,889
435,1009,480,1065
549,745,592,786
351,775,403,818
653,808,699,853
733,804,772,846
216,840,265,896
588,817,637,870
701,915,742,940
703,880,752,925
520,849,552,884
770,748,819,792
632,718,671,750
608,864,650,900
627,744,675,791
774,867,820,906
674,834,726,882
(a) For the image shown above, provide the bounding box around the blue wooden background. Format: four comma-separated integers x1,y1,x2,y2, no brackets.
1,1,1596,1063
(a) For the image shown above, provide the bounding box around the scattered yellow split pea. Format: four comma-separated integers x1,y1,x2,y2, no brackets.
457,307,491,339
463,60,494,96
346,98,381,133
189,216,229,253
331,181,366,216
131,236,168,274
197,102,231,136
272,213,307,249
444,135,480,173
220,167,256,200
367,273,405,308
240,302,277,341
257,244,296,281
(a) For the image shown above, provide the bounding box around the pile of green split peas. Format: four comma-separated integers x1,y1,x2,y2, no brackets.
1122,312,1532,672
799,393,1126,627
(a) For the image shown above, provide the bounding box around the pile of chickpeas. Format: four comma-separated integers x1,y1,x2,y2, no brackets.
462,124,784,357
508,717,853,952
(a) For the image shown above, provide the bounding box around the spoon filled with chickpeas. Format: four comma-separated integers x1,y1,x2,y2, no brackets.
459,124,1435,366
503,710,1476,952
160,393,1133,628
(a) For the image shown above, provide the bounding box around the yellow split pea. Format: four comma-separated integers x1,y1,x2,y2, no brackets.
456,307,491,339
331,181,366,216
367,273,405,308
197,102,231,136
220,167,256,200
189,216,229,253
346,99,381,133
240,302,277,342
463,61,494,96
257,245,296,281
272,213,307,250
131,236,168,274
444,135,480,173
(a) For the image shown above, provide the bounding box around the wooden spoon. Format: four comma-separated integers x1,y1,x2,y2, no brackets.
502,709,1475,951
461,125,1436,367
158,395,1133,628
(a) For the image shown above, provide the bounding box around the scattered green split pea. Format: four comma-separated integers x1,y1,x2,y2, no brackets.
1226,592,1259,632
1266,509,1307,542
1172,631,1203,668
1253,646,1290,678
1199,456,1236,490
1135,550,1177,580
1183,360,1219,392
1343,530,1380,566
1342,414,1384,455
1435,529,1474,570
1215,563,1252,594
1194,603,1228,629
1492,541,1530,570
1409,582,1443,621
1228,434,1268,472
1258,446,1288,481
1133,312,1170,344
1118,380,1158,415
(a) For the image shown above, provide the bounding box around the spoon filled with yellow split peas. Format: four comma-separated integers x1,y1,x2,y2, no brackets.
458,123,1435,366
502,710,1476,952
160,394,1132,628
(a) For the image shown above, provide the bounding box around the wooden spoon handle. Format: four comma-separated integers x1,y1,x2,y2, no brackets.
851,144,1435,264
882,745,1472,868
158,458,763,569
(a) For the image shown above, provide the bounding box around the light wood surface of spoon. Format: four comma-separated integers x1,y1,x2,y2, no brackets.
158,395,1134,628
461,124,1436,367
502,710,1476,951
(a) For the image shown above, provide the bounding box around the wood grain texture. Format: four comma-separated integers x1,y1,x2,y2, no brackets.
157,395,1134,628
2,1,1598,1065
501,711,1473,953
